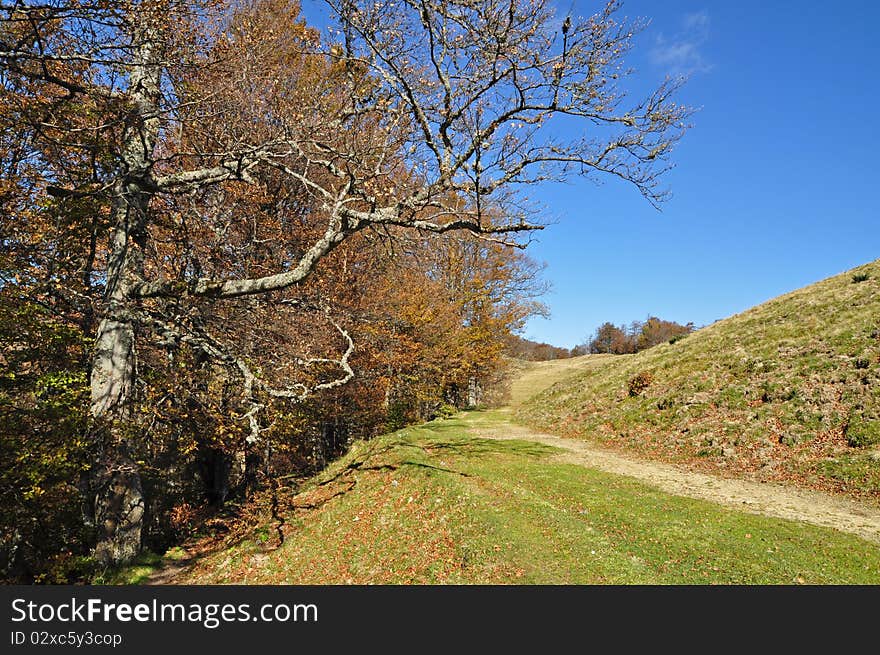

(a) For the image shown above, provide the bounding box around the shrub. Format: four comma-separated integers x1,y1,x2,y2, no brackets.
760,380,776,403
845,415,880,448
852,272,870,283
385,401,410,432
627,372,654,397
434,403,458,419
0,300,93,582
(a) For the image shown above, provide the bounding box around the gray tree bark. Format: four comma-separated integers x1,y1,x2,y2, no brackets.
88,29,161,565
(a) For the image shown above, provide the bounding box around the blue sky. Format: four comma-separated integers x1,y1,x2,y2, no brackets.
521,0,880,348
302,1,880,349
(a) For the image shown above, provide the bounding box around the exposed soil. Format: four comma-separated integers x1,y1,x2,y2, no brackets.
146,357,880,584
486,355,880,543
471,411,880,543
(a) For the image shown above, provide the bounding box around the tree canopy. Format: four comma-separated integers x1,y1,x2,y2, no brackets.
0,0,689,577
580,317,694,355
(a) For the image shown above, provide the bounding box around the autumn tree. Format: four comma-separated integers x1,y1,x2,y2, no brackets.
588,321,631,354
584,316,693,355
1,0,690,564
636,316,693,350
417,234,548,405
507,336,571,361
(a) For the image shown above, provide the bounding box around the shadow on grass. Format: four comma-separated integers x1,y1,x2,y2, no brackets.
397,429,559,460
107,413,559,584
95,546,197,585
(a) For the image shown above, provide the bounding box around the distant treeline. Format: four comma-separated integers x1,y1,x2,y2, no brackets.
573,317,695,356
507,316,695,361
505,334,573,361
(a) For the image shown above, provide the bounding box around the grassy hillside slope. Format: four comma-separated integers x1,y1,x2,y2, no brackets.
504,354,614,406
517,260,880,498
165,416,880,584
116,260,880,585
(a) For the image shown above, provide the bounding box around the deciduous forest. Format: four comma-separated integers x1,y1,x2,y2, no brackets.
0,0,687,582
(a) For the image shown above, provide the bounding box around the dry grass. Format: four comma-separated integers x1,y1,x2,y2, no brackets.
516,260,880,501
159,415,880,584
504,355,615,406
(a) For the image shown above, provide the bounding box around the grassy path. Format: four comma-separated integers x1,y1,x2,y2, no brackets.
497,357,880,543
504,355,617,406
130,357,880,584
469,409,880,543
148,412,880,584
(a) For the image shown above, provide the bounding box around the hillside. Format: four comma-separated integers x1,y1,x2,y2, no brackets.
115,259,880,585
136,412,880,584
517,260,880,499
504,354,614,406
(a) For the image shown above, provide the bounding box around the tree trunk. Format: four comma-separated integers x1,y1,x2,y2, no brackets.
197,446,233,505
88,28,162,565
90,314,144,565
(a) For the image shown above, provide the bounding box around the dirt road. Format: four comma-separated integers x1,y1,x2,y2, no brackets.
487,357,880,543
473,410,880,543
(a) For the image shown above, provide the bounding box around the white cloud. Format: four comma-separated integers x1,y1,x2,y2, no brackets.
651,10,712,75
682,9,711,32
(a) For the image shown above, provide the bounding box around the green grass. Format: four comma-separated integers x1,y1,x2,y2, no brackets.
95,551,164,585
174,414,880,584
516,259,880,495
504,355,615,406
97,545,189,584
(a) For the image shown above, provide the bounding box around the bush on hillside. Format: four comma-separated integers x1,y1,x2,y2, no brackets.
846,415,880,448
627,372,654,397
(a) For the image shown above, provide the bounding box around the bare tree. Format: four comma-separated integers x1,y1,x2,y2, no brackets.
0,0,690,563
